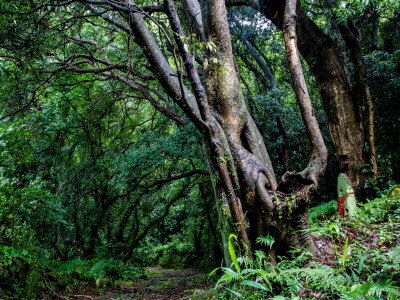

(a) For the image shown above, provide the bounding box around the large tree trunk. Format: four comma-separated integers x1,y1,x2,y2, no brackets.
184,0,323,258
282,0,327,186
324,0,378,184
258,0,367,189
91,0,326,262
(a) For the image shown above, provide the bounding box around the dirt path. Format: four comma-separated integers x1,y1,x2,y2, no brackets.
65,268,213,300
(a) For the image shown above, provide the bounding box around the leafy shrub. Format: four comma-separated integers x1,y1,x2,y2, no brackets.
211,235,346,299
141,238,194,268
309,199,337,222
87,258,144,281
53,258,144,285
358,194,400,224
0,249,145,299
0,246,46,298
213,190,400,299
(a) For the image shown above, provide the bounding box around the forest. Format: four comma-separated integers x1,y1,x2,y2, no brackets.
0,0,399,299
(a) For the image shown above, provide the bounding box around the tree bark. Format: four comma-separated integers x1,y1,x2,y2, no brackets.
324,0,378,183
282,0,327,186
182,0,205,40
166,0,254,257
258,0,367,189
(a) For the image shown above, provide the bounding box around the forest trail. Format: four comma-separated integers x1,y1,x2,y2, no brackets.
66,268,213,300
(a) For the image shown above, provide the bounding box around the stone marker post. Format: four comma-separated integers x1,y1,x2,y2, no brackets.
337,173,357,217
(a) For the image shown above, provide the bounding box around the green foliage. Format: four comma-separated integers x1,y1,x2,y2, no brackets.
212,191,400,299
140,238,193,268
256,234,275,249
358,193,400,224
0,1,400,299
213,242,400,300
228,234,241,274
0,12,216,291
344,279,400,300
342,237,350,269
0,243,146,298
54,258,144,284
212,242,348,299
0,245,38,297
309,200,337,222
366,49,400,183
331,0,400,23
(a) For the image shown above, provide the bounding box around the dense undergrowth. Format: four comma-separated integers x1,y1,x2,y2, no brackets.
0,230,212,298
1,187,399,299
0,253,146,298
208,187,400,300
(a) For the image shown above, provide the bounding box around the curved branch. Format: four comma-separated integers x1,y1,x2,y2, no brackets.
142,169,209,188
283,0,327,185
87,4,131,33
110,71,186,125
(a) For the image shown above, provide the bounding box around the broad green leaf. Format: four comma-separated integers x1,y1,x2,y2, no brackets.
209,267,221,276
241,280,268,291
228,234,241,273
221,267,239,277
225,287,241,297
240,268,258,275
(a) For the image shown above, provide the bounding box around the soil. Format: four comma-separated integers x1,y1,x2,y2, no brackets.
61,268,214,300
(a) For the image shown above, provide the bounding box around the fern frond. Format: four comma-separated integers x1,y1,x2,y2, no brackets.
216,267,241,286
367,279,400,299
278,264,346,295
216,273,236,286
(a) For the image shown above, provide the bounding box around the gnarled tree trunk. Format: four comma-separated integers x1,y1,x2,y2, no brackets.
257,0,369,189
89,0,327,262
324,0,378,184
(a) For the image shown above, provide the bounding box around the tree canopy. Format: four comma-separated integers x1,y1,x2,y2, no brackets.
0,0,399,298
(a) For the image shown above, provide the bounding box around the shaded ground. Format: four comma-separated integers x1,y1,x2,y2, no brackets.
63,268,214,300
